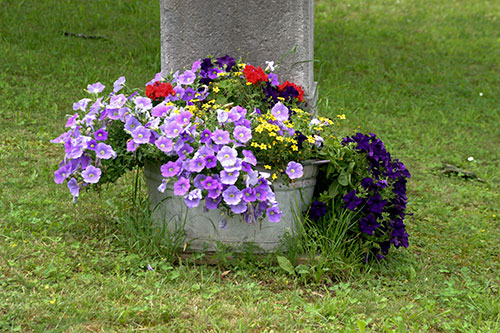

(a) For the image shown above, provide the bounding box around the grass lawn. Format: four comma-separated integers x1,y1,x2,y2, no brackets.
1,0,499,331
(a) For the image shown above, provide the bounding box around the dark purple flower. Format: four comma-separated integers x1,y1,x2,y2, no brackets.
204,155,217,169
254,186,268,202
359,214,380,235
215,55,236,71
343,190,363,211
366,193,387,215
201,176,219,190
182,88,196,102
308,201,327,221
200,129,212,144
94,128,108,141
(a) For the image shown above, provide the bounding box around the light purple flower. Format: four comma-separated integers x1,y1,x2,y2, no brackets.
67,177,80,203
267,205,282,223
87,82,105,94
271,102,289,121
219,218,227,229
212,129,230,145
233,126,252,143
187,157,206,173
161,161,181,177
106,108,120,120
95,142,115,160
268,73,279,86
54,165,70,184
242,188,257,202
196,146,214,159
207,182,222,199
231,106,247,119
286,161,304,180
177,70,196,85
109,94,127,109
217,109,228,123
81,165,101,184
158,179,167,193
73,98,91,111
201,176,219,190
164,121,182,138
184,189,202,208
224,158,242,172
229,201,247,214
242,150,257,166
176,111,193,126
65,113,79,128
127,140,138,152
191,59,201,72
206,196,221,210
132,126,151,144
113,76,126,93
155,136,173,153
220,170,239,185
173,177,190,196
223,185,242,205
134,97,152,111
94,128,108,141
193,174,207,189
216,146,237,167
152,104,174,117
125,116,141,133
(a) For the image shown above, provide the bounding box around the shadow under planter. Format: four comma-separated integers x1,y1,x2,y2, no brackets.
143,161,323,252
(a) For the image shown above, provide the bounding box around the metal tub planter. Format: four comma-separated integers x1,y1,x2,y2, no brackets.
143,161,324,252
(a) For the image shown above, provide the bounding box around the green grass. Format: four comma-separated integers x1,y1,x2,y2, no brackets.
1,0,499,331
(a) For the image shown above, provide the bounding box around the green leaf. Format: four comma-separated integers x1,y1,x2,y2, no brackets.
338,170,349,186
295,264,310,275
276,256,295,275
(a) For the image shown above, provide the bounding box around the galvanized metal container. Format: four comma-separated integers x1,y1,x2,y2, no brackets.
143,161,322,252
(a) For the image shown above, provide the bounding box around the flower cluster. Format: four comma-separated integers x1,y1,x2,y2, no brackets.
342,133,411,258
52,55,338,225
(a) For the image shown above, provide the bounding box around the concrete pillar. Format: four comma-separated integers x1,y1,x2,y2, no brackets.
160,0,315,99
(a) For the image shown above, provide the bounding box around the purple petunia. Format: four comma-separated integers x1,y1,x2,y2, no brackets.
242,150,257,166
163,121,182,138
161,161,181,178
212,129,230,145
176,111,193,126
201,176,219,190
206,196,221,210
271,102,289,121
200,129,212,144
54,165,70,184
95,142,115,160
184,189,202,208
87,82,105,94
113,76,126,93
220,170,239,185
125,116,141,133
134,97,152,111
286,161,303,180
204,155,217,169
229,201,247,214
173,177,190,196
187,157,206,173
155,136,173,153
266,205,282,223
233,125,252,143
216,146,237,167
177,70,196,85
242,187,257,202
81,165,101,184
94,128,108,141
343,190,363,211
223,185,242,205
67,177,80,203
131,126,151,144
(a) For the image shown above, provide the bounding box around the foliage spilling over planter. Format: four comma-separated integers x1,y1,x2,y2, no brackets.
51,55,410,259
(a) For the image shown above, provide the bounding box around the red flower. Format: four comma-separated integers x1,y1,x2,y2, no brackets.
278,81,305,102
243,65,268,84
145,82,175,101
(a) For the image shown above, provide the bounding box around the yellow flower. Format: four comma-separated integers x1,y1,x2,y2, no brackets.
272,173,278,180
336,114,346,120
307,136,315,144
291,145,298,151
264,165,272,170
213,86,220,93
49,299,56,304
